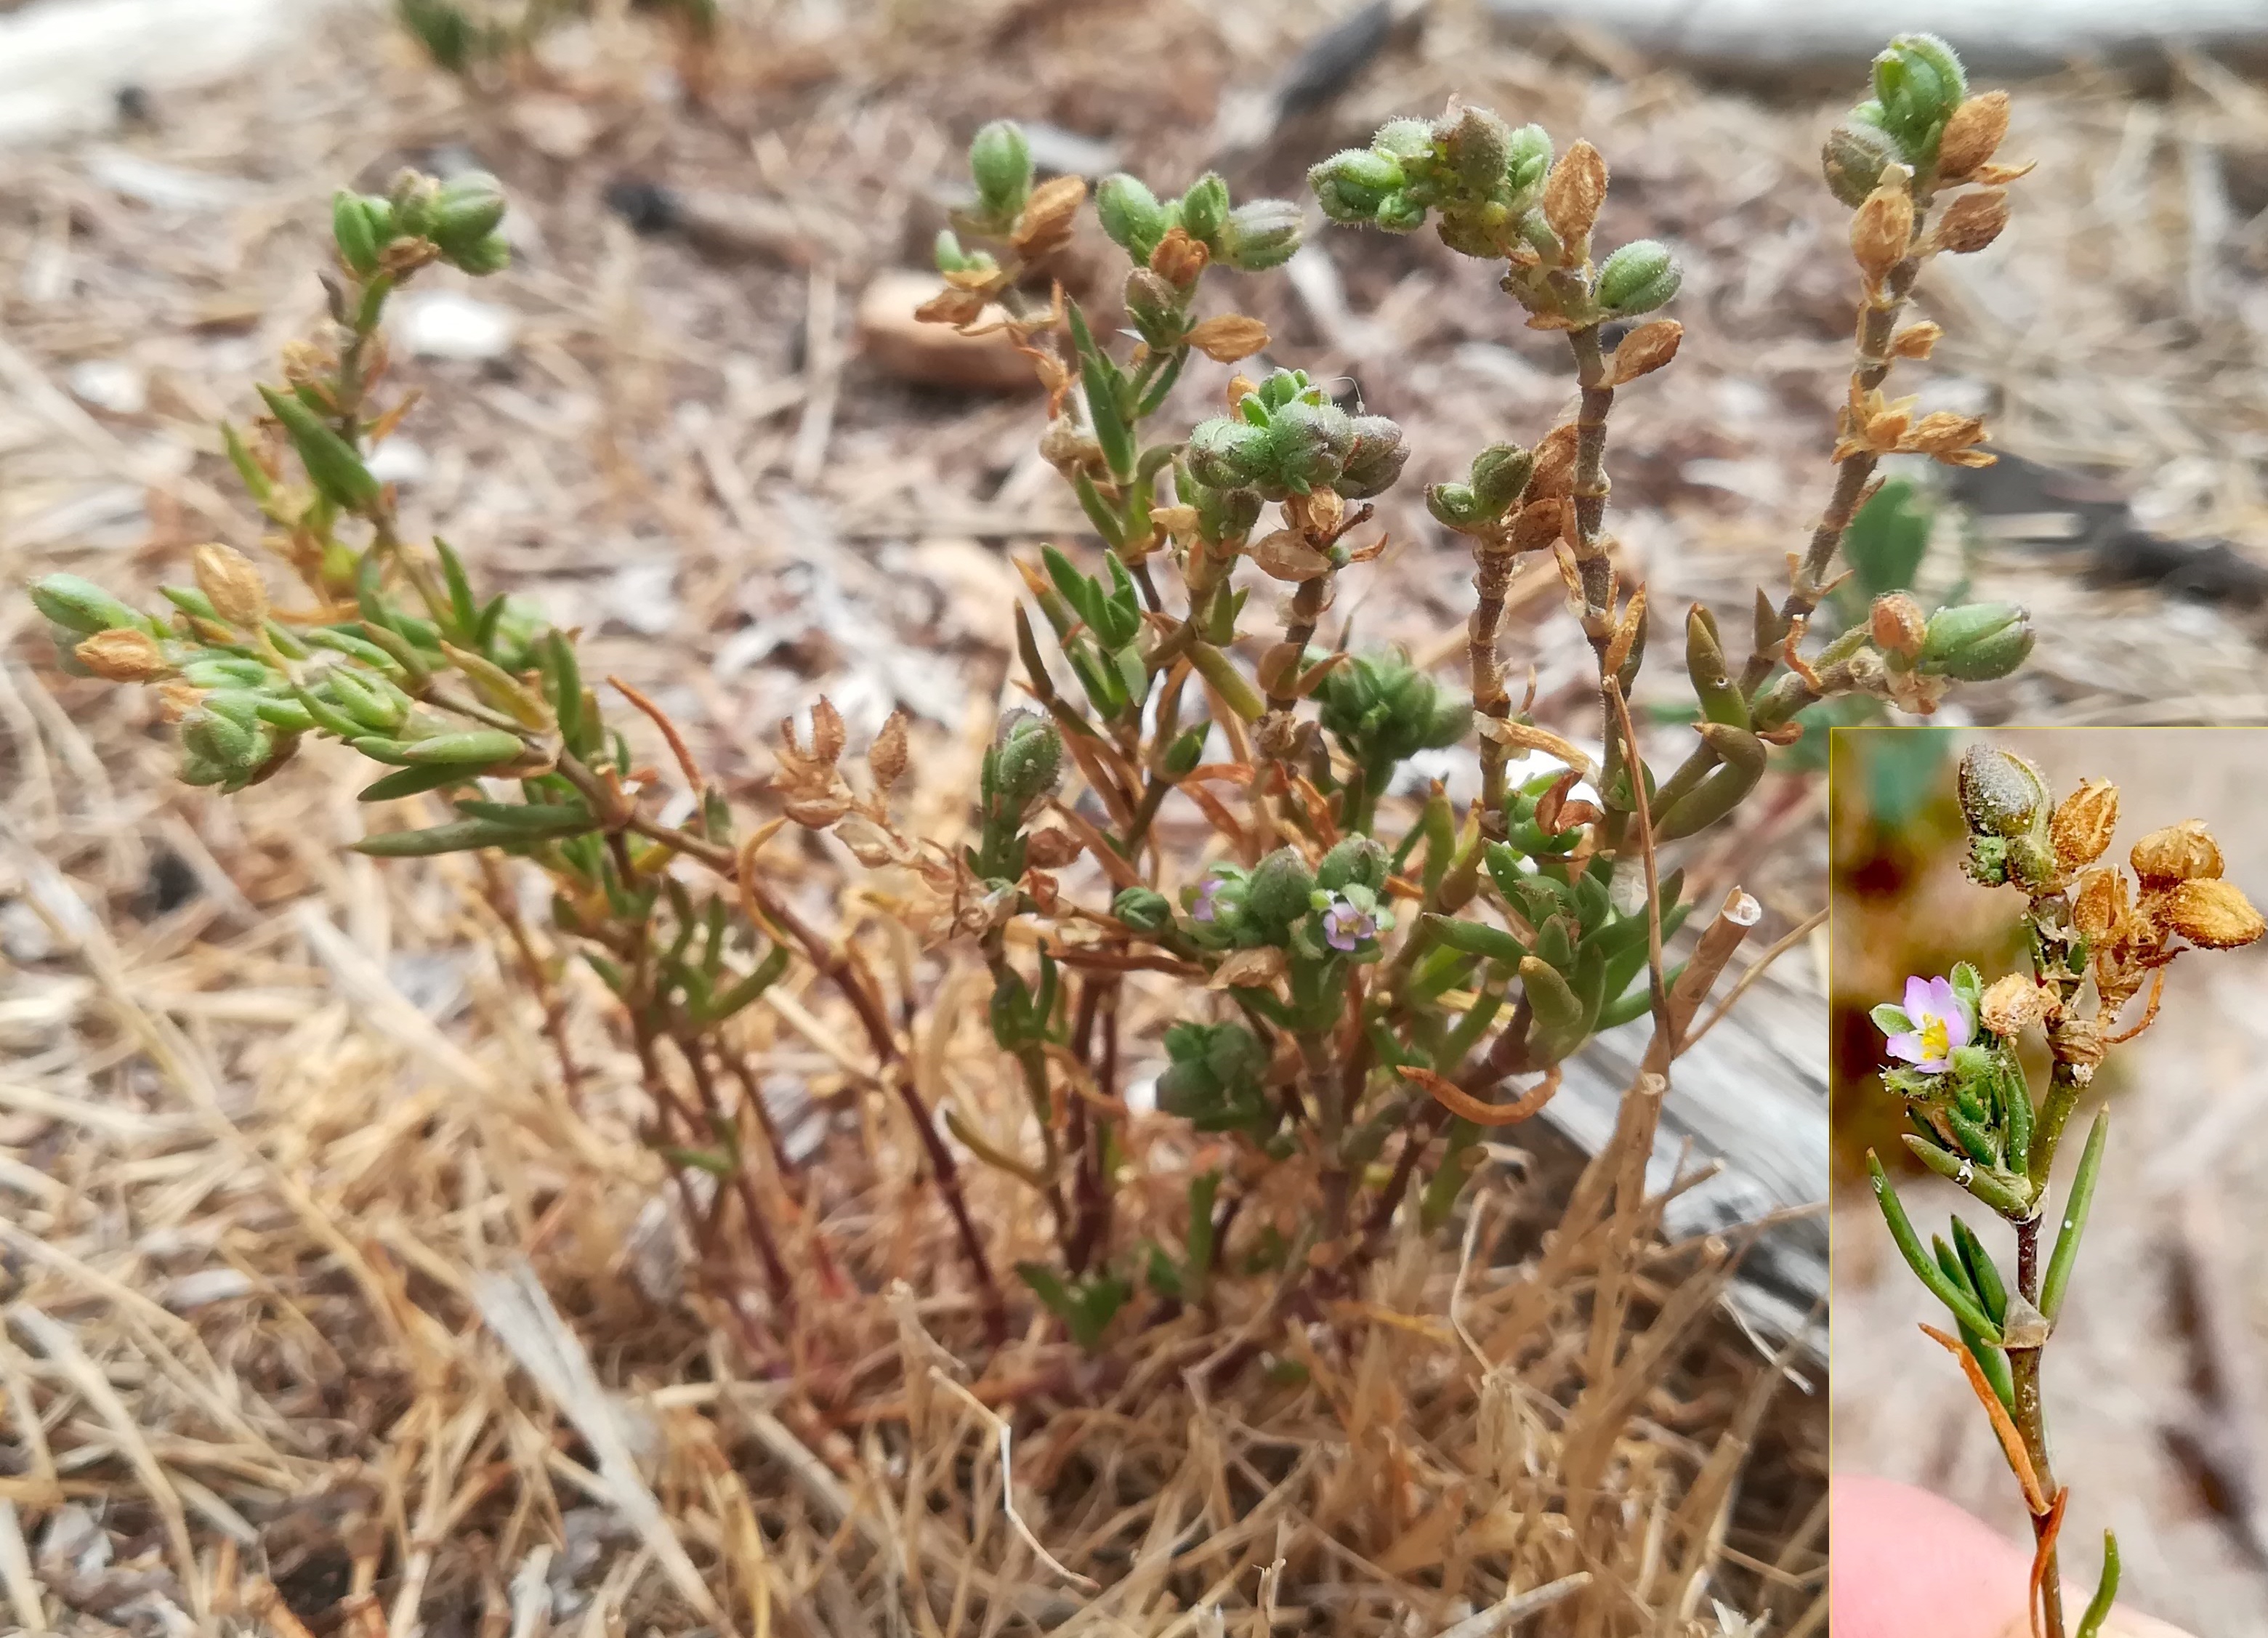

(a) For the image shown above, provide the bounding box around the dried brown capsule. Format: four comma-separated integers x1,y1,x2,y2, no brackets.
2163,878,2266,950
2131,819,2221,887
2050,779,2118,872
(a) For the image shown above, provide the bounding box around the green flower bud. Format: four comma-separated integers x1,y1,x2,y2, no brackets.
1504,123,1553,193
1957,745,2049,840
1920,602,2033,682
1375,190,1429,232
1966,834,2010,885
1426,482,1488,530
31,573,143,635
1872,33,1966,153
1218,198,1303,272
1177,172,1231,244
934,227,970,273
333,190,382,276
1316,834,1389,893
445,232,512,276
1162,722,1208,778
1254,398,1355,498
1469,443,1534,515
1597,239,1680,315
428,170,507,256
1307,148,1404,222
1333,414,1407,499
1440,105,1512,192
1186,418,1267,490
180,701,273,785
1823,119,1905,209
1096,174,1171,260
1112,886,1174,933
1245,846,1317,935
1122,267,1182,347
1371,118,1434,161
1187,475,1262,544
994,711,1062,806
969,120,1033,217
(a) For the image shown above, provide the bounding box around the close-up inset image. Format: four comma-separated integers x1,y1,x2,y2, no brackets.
1831,727,2268,1638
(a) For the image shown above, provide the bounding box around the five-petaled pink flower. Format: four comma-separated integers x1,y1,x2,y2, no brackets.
1883,974,1972,1072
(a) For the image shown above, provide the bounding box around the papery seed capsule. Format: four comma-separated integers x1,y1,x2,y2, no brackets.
74,627,171,682
1936,187,2011,254
1937,91,2011,181
191,542,270,629
2071,867,2127,943
2050,779,2119,872
1869,592,1928,659
2131,819,2221,887
2165,878,2266,949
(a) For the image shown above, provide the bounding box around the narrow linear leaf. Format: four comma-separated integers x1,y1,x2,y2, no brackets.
2040,1108,2108,1323
1867,1151,2003,1344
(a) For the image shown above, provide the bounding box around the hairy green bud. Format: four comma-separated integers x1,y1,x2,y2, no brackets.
1096,174,1171,260
1469,443,1534,515
1245,846,1317,935
1440,105,1512,191
1307,148,1403,222
1597,239,1681,315
1218,198,1303,272
1112,886,1175,934
428,170,507,257
1504,123,1553,193
1178,172,1231,244
1316,834,1389,894
1920,602,2033,682
1957,745,2050,840
1426,482,1487,530
1823,119,1905,209
1186,418,1267,489
994,711,1063,806
969,120,1033,217
1334,414,1407,499
32,573,144,635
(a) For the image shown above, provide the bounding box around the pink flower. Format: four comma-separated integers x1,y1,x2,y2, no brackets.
1882,974,1972,1072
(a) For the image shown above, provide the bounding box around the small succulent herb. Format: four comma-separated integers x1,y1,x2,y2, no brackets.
33,38,2038,1379
1866,743,2265,1638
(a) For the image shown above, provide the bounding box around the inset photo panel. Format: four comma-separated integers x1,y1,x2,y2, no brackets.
1831,727,2268,1638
